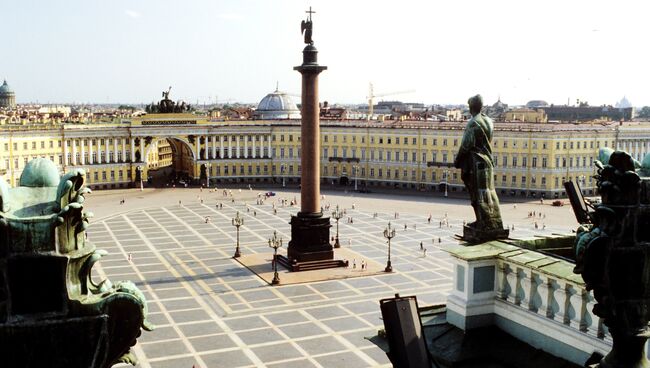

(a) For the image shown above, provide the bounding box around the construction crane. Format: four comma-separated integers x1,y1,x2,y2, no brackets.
366,83,415,120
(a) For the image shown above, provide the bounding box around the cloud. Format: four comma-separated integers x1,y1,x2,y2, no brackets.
125,9,140,19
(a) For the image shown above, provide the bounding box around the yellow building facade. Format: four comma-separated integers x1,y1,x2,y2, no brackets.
1,114,648,199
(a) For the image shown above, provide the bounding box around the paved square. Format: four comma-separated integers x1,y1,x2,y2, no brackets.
91,190,571,368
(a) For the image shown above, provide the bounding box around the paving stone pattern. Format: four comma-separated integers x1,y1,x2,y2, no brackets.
90,200,564,368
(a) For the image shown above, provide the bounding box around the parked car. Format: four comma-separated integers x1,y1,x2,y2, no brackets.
265,191,276,197
552,200,564,207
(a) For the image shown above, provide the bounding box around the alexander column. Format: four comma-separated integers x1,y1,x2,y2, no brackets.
287,8,333,264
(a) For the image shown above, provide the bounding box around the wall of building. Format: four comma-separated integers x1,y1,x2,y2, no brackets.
2,117,648,199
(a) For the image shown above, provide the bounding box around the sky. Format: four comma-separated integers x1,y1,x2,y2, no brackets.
2,0,650,107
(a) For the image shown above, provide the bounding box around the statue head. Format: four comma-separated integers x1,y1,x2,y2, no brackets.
468,94,483,116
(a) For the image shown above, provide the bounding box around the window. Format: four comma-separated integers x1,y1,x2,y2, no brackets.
422,152,427,162
532,157,537,167
323,148,328,158
541,177,546,185
512,157,518,167
556,142,560,149
412,138,416,145
512,176,517,184
502,156,507,167
23,142,27,150
289,135,293,142
324,135,328,142
443,139,447,146
101,171,106,180
387,138,392,144
542,157,547,168
453,139,458,147
522,176,526,184
522,157,527,167
40,141,44,149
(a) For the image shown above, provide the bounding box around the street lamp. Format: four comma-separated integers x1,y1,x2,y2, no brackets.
232,211,244,258
444,169,449,197
353,165,359,191
206,163,211,188
383,222,396,272
331,205,343,248
281,164,285,187
268,230,283,285
139,166,144,191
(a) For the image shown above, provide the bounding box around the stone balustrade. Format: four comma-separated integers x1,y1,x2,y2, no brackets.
445,238,610,366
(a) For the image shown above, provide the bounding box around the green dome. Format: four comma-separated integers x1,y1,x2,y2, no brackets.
0,80,14,95
19,158,60,187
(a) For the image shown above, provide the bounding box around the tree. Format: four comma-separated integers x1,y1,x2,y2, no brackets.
638,106,650,118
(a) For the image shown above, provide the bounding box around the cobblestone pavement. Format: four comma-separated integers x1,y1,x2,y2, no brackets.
90,189,573,368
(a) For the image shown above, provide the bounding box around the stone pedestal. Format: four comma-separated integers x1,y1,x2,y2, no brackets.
462,225,509,244
288,213,333,263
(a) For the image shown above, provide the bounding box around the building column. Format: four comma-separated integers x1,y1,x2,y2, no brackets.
252,136,256,158
72,139,77,166
244,135,249,158
268,135,272,158
98,139,103,164
80,139,85,165
113,138,118,163
220,136,224,158
212,136,217,159
104,138,111,164
88,139,94,164
130,138,135,162
195,138,200,161
121,138,126,163
228,136,232,158
236,136,240,158
63,139,69,166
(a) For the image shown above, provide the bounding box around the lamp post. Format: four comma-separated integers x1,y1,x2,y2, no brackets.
444,169,449,197
281,164,285,187
232,211,244,258
331,204,343,248
206,163,211,188
268,230,283,285
383,221,396,272
353,165,358,191
139,166,144,191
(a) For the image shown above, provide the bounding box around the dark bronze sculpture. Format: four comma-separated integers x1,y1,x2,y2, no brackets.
0,158,153,367
573,149,650,367
454,94,508,243
145,86,191,113
301,7,315,45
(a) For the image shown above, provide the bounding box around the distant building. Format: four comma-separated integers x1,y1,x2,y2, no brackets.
541,104,634,122
0,80,16,109
526,100,549,109
486,98,508,119
504,108,547,123
252,89,301,120
615,96,632,109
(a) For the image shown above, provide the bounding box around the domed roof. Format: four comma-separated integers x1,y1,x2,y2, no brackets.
254,89,301,119
257,90,298,111
0,80,14,95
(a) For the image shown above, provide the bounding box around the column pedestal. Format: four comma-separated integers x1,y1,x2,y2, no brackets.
288,213,333,263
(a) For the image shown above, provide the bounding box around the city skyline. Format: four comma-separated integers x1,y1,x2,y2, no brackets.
2,0,649,106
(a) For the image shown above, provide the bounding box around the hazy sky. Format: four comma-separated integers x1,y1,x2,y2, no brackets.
2,0,649,106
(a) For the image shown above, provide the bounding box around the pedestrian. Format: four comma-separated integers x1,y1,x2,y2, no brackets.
361,260,365,270
253,211,256,217
178,200,182,207
423,248,427,257
404,224,407,231
353,259,357,269
128,253,132,262
438,237,441,243
348,239,352,246
420,241,423,250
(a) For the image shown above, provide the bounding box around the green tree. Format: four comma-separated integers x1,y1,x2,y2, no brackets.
638,106,650,118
